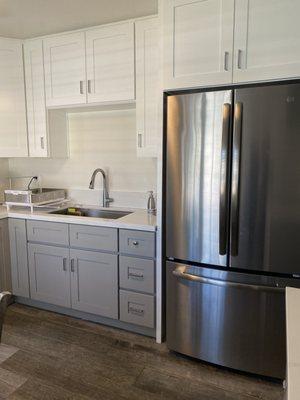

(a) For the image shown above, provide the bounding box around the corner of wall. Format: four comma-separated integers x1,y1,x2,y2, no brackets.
0,158,9,202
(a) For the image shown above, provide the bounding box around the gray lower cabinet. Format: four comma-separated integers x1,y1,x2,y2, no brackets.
119,256,155,294
69,225,117,252
0,219,12,292
28,243,70,308
70,249,118,319
119,229,155,258
9,219,29,297
120,290,155,328
27,220,69,246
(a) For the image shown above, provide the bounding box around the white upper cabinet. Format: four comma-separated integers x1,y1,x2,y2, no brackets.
86,22,135,103
163,0,235,90
24,40,48,157
0,38,28,157
24,39,69,158
135,17,160,157
44,32,86,107
233,0,300,83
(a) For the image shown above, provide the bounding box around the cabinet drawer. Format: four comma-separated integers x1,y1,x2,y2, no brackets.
119,290,155,328
119,229,155,258
70,225,118,252
119,256,155,294
27,220,69,246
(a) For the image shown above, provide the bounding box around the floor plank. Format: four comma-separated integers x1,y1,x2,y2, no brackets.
0,303,285,400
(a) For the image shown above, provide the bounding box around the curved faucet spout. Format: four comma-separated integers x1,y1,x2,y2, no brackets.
89,168,113,208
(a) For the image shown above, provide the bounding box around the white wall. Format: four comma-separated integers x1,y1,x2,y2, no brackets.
0,159,9,202
8,108,157,208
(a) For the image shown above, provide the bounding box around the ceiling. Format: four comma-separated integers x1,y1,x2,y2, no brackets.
0,0,158,39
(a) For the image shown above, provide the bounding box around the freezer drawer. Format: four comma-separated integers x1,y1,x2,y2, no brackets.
166,261,286,379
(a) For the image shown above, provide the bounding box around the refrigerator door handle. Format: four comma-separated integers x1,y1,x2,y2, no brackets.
231,102,243,256
219,103,231,255
172,266,284,292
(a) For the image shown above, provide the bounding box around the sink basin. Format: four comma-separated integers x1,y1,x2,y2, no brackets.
50,207,132,219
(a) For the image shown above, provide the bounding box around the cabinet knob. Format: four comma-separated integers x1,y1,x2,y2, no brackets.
132,240,139,246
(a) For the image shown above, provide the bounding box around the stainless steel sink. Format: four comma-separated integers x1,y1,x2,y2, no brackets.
50,207,132,219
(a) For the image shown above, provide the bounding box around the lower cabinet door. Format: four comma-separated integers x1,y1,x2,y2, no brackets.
9,219,29,297
28,244,71,307
70,249,118,319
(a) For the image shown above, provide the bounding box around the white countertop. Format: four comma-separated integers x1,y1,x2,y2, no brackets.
0,204,156,232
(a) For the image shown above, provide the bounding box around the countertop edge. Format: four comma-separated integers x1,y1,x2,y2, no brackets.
0,209,157,232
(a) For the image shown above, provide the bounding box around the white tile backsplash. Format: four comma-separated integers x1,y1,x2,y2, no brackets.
8,108,157,208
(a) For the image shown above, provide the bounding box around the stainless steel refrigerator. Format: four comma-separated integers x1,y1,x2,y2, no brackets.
165,82,300,379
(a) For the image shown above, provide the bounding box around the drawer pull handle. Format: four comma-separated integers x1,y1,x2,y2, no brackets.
132,241,139,246
128,306,144,316
128,272,144,280
71,259,75,273
79,80,84,94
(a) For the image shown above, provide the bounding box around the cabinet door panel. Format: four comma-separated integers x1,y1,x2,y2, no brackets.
27,220,69,246
0,219,12,292
234,0,300,82
9,219,29,297
136,18,160,157
28,244,70,307
70,249,118,319
44,32,86,106
163,0,234,90
24,40,48,157
0,38,28,157
86,22,135,103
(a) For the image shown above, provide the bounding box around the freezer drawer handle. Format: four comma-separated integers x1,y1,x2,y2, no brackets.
219,103,231,255
172,266,284,293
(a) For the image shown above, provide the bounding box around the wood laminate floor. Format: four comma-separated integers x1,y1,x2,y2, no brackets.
0,303,284,399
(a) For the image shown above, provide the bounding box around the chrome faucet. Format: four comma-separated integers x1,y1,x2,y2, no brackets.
89,168,113,208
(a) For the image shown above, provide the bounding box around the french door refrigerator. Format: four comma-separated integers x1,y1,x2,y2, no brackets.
165,82,300,379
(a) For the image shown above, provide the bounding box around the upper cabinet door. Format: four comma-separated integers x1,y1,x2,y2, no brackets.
163,0,235,90
135,17,160,158
24,39,48,157
86,22,135,103
0,38,28,157
44,32,86,107
234,0,300,83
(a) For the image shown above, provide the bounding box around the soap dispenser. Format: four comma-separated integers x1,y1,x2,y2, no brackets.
147,191,156,215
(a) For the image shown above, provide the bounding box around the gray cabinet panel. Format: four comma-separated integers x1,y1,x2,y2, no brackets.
27,220,69,246
0,219,12,292
28,243,70,307
119,290,155,328
119,229,155,258
119,256,155,294
9,219,29,297
69,225,117,252
70,249,118,319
